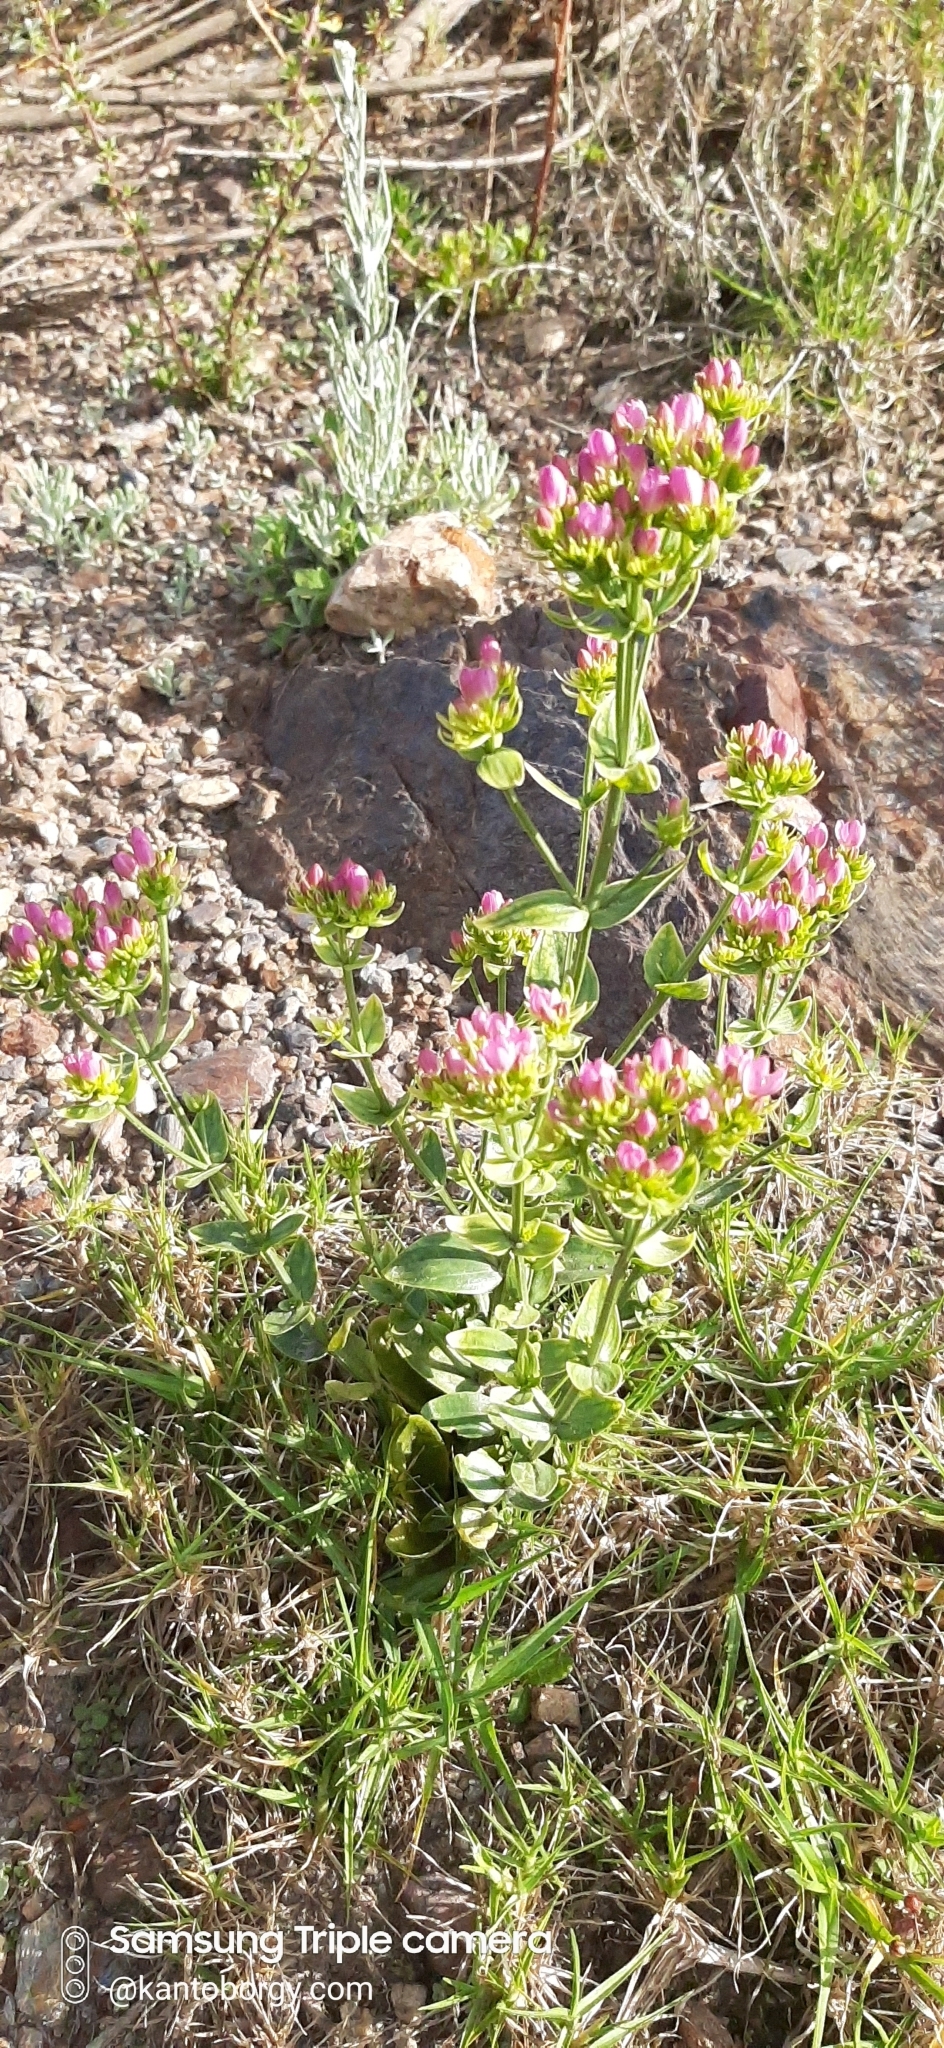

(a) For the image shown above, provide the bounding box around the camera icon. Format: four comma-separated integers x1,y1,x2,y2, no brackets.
60,1926,90,2004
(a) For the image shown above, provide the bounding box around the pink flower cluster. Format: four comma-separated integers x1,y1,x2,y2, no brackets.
447,889,536,989
533,359,764,579
547,1034,788,1199
717,721,820,806
65,1049,105,1083
293,857,399,934
439,639,522,759
416,1005,543,1113
719,820,869,963
4,838,161,987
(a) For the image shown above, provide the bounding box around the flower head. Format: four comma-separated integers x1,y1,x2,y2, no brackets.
414,1006,546,1120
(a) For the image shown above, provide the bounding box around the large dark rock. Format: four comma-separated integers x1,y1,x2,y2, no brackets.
258,607,731,1051
254,583,944,1060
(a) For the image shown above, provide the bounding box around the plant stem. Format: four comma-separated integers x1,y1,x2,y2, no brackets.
587,1225,636,1367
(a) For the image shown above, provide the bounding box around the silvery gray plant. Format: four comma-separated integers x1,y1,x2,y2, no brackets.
243,41,515,644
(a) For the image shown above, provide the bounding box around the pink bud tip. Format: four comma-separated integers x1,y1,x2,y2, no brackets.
805,823,829,852
636,467,671,514
457,664,499,706
527,984,567,1025
112,851,137,881
649,1036,675,1074
332,858,371,909
835,818,866,852
477,637,502,668
568,500,615,541
721,416,749,458
534,506,554,530
741,1055,787,1100
60,949,80,970
611,398,648,434
84,951,107,974
740,444,760,470
102,879,124,911
633,1108,659,1139
700,358,724,389
479,890,505,916
65,1050,104,1083
416,1048,440,1077
8,922,40,963
48,908,73,941
129,827,155,869
23,901,48,932
577,1057,619,1104
655,1146,685,1173
584,428,617,464
633,526,661,557
668,465,704,509
305,862,325,889
722,359,744,388
537,463,569,510
73,886,90,912
614,1140,648,1173
670,391,705,436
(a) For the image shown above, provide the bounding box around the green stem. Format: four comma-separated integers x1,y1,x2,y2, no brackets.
586,1225,637,1368
611,816,764,1064
154,914,172,1054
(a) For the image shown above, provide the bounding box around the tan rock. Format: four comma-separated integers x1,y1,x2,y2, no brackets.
177,772,241,810
529,1684,581,1730
522,312,581,360
325,515,496,639
172,1043,278,1117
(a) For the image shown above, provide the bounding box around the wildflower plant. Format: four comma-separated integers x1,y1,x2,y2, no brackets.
3,355,874,1598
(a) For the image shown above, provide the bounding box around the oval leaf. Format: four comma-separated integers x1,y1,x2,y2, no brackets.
390,1236,503,1296
590,863,683,931
477,748,525,789
484,889,588,933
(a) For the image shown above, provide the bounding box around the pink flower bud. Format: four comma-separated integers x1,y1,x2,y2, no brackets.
568,500,614,541
611,398,648,434
668,465,704,508
84,951,107,975
722,359,744,388
768,728,798,763
577,1057,619,1104
835,818,865,852
741,1055,787,1100
740,444,760,470
612,484,631,514
649,1036,674,1074
457,665,499,706
477,637,502,668
615,1140,648,1173
731,892,756,926
636,467,671,514
577,448,599,485
702,478,720,510
444,1047,471,1079
654,402,673,432
620,441,649,480
416,1048,440,1078
102,878,125,912
306,862,326,889
527,984,567,1025
479,890,505,916
805,823,829,852
655,1146,685,1173
817,853,847,891
118,916,142,943
585,428,618,464
685,1096,716,1131
721,416,750,457
700,358,724,389
73,885,90,912
632,1108,659,1139
537,463,569,510
773,903,800,940
60,949,79,970
7,922,40,963
112,851,137,881
23,901,47,932
332,858,371,909
65,1049,104,1083
671,391,705,436
632,526,661,557
47,908,73,941
129,827,155,869
534,506,554,530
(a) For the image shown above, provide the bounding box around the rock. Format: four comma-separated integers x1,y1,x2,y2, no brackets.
679,2003,736,2048
774,544,819,577
324,515,496,638
730,646,807,745
902,510,936,540
529,1685,581,1730
172,1043,278,1116
15,1905,68,2025
1,1014,58,1058
177,772,241,810
226,823,300,908
0,682,27,752
390,1984,427,2021
262,606,727,1050
522,312,581,360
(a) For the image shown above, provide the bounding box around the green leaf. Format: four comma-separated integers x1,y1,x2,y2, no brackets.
765,997,812,1034
190,1096,229,1164
633,1225,695,1267
445,1214,513,1256
423,1389,493,1426
523,760,582,810
477,747,525,789
521,1221,569,1266
484,889,587,933
455,1448,507,1502
262,1309,327,1361
192,1219,260,1256
575,955,599,1017
389,1236,503,1296
555,1394,622,1442
262,1209,306,1249
657,974,712,1000
508,1456,560,1505
571,1275,620,1360
527,928,568,987
643,921,687,988
358,993,386,1054
417,1130,447,1183
333,1082,394,1125
285,1235,318,1300
590,864,683,930
388,1414,451,1496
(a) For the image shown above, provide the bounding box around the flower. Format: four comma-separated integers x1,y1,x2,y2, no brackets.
705,819,872,976
721,417,750,457
480,889,505,916
567,499,615,541
537,464,570,509
527,984,569,1025
64,1049,105,1083
611,398,648,434
129,827,155,869
414,1006,546,1119
291,858,401,940
112,851,137,881
438,650,523,760
457,665,499,706
835,817,866,851
668,465,704,508
577,634,617,671
478,636,503,667
670,391,705,436
6,922,40,965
